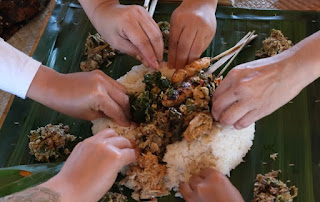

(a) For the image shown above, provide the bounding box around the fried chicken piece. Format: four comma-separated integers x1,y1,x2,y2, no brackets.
171,57,211,84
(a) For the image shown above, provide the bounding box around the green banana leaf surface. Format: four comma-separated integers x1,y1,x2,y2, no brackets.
0,0,320,201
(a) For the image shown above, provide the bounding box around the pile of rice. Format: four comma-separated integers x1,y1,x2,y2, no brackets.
92,63,255,195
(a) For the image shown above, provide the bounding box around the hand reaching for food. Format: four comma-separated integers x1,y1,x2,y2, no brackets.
180,168,244,202
168,0,217,69
40,129,137,202
79,0,163,69
27,66,131,126
212,31,320,129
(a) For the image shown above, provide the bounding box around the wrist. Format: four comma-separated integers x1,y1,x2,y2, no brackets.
79,0,119,25
40,174,75,202
27,65,62,106
181,0,218,10
277,47,316,94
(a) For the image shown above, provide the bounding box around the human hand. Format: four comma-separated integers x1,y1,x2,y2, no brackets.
211,48,319,129
168,0,217,69
180,168,244,202
80,0,163,69
27,66,131,126
41,129,137,202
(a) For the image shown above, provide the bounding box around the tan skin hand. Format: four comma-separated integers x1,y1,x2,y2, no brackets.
212,31,320,129
80,0,163,69
180,168,244,202
41,129,137,202
168,0,217,69
211,48,319,129
27,66,131,126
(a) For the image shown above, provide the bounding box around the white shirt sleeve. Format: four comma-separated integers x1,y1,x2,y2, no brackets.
0,38,41,99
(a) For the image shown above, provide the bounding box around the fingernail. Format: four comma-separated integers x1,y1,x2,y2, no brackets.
153,61,160,69
136,55,142,61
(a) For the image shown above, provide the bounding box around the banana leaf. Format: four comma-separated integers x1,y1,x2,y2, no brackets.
0,164,63,197
0,163,63,189
0,0,320,201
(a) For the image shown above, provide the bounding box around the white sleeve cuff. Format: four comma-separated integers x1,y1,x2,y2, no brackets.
0,38,41,99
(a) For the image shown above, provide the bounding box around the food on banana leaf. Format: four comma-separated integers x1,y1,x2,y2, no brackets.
270,153,278,161
99,192,127,202
256,29,293,58
80,33,119,72
253,170,298,202
92,58,255,200
157,21,170,52
28,124,76,162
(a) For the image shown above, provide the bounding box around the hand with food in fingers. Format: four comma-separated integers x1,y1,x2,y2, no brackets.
27,66,131,126
180,168,244,202
79,0,163,69
168,0,217,69
41,129,137,202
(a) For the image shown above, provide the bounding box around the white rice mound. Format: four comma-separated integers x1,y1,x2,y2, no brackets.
163,124,255,191
92,63,255,193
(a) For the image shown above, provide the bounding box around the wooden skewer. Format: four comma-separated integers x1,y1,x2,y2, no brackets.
210,32,255,62
143,0,158,17
149,0,158,17
218,31,256,77
205,51,237,75
205,31,257,76
143,0,150,11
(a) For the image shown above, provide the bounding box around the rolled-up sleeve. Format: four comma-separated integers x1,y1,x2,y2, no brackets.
0,38,41,98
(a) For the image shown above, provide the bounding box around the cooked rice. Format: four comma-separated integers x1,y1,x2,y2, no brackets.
92,63,255,196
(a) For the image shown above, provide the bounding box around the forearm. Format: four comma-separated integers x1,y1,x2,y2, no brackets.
26,65,62,109
181,0,218,10
78,0,118,22
292,30,320,81
0,186,60,202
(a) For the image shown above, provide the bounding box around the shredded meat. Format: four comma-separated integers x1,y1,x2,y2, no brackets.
183,113,220,142
99,192,127,202
120,152,169,200
256,29,293,58
28,124,76,162
252,170,298,202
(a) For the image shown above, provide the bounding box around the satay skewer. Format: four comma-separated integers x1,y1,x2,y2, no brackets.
218,31,256,76
210,32,257,62
205,31,257,76
143,0,158,17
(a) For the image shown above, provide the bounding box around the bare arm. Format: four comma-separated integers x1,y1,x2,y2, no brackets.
0,187,59,202
0,129,136,202
27,65,131,126
212,31,320,129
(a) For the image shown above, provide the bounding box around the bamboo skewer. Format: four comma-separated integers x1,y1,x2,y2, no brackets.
143,0,150,10
210,33,256,62
205,31,257,76
143,0,158,17
149,0,158,17
218,31,256,76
